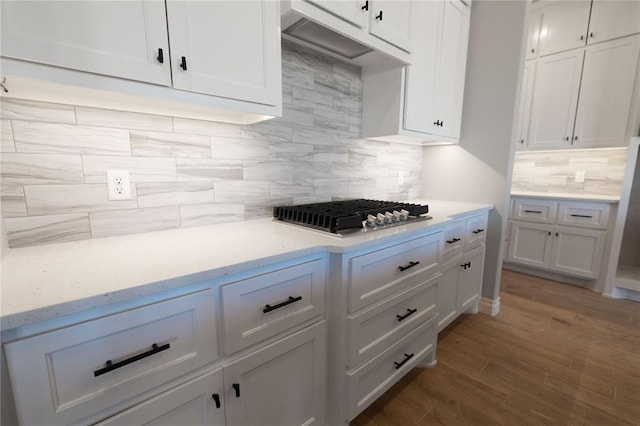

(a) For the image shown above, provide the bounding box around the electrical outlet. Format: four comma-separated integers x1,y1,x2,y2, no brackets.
575,171,586,183
107,170,131,200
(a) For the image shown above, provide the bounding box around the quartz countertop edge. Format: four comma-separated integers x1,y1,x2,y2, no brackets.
0,200,492,332
510,191,620,203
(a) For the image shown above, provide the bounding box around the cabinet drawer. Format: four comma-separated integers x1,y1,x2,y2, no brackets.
512,199,558,223
347,272,439,368
221,257,325,354
349,232,441,312
465,213,488,249
557,202,610,229
346,316,437,420
442,220,465,259
4,289,218,426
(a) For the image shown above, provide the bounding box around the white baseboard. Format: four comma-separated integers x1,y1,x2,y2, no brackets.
478,296,500,316
610,287,640,302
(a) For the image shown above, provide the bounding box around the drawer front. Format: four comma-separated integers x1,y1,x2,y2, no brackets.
346,316,437,420
512,199,558,223
442,220,465,259
349,232,442,313
465,213,488,249
557,202,610,229
4,289,218,426
221,257,325,354
347,272,439,368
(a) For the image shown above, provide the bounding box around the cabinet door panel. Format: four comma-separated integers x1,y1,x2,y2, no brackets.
588,0,640,44
368,1,412,52
167,1,281,105
573,35,640,148
528,49,584,149
458,247,485,312
526,8,542,60
551,226,606,279
0,1,170,85
508,221,553,267
306,0,368,28
438,257,461,332
515,61,536,150
538,0,590,56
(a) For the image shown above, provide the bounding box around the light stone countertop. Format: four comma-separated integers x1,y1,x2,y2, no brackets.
510,191,620,203
0,200,491,332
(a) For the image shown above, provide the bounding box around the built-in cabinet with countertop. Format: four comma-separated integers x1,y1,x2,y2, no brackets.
516,0,640,150
361,0,471,145
0,0,282,123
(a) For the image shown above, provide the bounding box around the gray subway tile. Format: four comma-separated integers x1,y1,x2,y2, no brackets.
137,182,214,208
90,207,180,238
176,158,243,182
76,107,172,132
131,131,211,158
83,156,176,183
25,184,138,215
0,99,76,124
5,213,90,248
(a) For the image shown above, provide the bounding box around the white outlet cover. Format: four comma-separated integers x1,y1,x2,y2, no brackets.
107,170,131,200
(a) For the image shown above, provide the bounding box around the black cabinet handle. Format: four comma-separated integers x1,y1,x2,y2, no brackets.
180,56,187,70
361,1,368,10
472,228,485,234
446,237,461,244
574,136,578,141
94,343,170,377
590,32,594,38
394,353,414,369
232,383,240,398
398,261,420,272
212,393,221,408
157,48,164,64
548,231,551,236
570,214,593,218
263,296,302,313
531,48,535,53
376,10,383,20
396,308,418,322
523,210,542,214
460,262,471,270
520,139,524,144
580,34,585,40
555,232,559,237
565,136,570,141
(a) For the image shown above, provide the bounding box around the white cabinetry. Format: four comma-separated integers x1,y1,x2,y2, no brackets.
514,60,536,150
507,198,609,279
587,1,640,45
525,6,542,60
361,0,471,145
538,0,592,56
0,0,282,124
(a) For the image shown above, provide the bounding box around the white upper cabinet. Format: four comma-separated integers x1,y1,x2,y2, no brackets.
525,6,543,60
538,0,591,56
306,0,369,28
166,1,281,105
367,1,412,51
0,1,170,85
587,0,640,45
528,49,584,150
514,60,536,151
573,35,640,148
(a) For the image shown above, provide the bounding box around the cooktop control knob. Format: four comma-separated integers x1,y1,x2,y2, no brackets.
384,212,394,223
392,210,402,222
400,209,410,221
366,214,377,228
376,213,386,225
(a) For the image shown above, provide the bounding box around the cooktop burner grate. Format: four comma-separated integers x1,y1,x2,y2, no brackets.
273,199,429,234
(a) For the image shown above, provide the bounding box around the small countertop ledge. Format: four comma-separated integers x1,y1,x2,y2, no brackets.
510,191,620,203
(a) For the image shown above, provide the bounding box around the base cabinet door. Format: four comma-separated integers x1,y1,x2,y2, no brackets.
437,257,460,332
508,221,553,268
96,369,225,426
551,226,606,279
457,246,485,312
223,321,326,426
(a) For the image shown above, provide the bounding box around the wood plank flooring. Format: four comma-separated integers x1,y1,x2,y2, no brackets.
351,269,640,425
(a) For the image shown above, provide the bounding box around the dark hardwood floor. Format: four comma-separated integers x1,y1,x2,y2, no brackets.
351,269,640,425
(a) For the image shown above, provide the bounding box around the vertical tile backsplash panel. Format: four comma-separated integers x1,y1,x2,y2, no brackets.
0,40,423,248
511,148,628,196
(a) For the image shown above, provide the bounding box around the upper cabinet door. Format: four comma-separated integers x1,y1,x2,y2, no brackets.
306,0,369,28
528,49,584,150
538,0,591,56
0,1,170,85
526,7,543,60
587,0,640,44
432,0,471,139
573,35,640,148
514,60,536,151
368,1,412,52
166,1,281,106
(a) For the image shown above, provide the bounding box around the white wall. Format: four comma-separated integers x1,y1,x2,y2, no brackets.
421,0,528,303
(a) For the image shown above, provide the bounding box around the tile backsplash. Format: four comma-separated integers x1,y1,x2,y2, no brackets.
510,148,628,196
0,40,423,248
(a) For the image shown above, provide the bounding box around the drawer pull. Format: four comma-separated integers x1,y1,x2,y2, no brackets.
232,383,240,398
396,308,418,322
263,296,302,313
446,238,461,244
523,210,542,214
394,352,414,369
461,262,471,270
93,343,170,377
472,228,485,234
398,261,420,272
212,393,221,408
570,214,593,218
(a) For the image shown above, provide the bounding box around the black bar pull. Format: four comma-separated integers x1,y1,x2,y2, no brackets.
565,136,570,141
555,232,559,237
232,383,240,398
472,229,485,234
446,237,461,244
180,56,187,70
531,48,535,53
157,48,164,64
263,296,302,313
396,308,418,322
394,353,414,369
570,214,593,218
580,34,585,41
574,135,578,141
376,10,383,20
523,210,542,214
590,32,594,38
520,139,525,144
212,394,221,408
94,343,170,377
398,261,420,272
548,231,551,236
361,1,368,10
